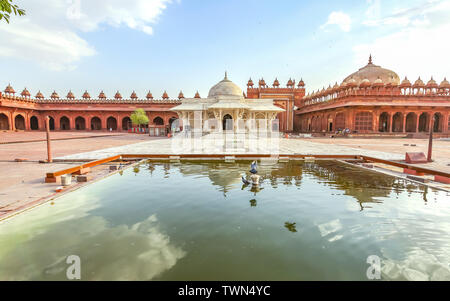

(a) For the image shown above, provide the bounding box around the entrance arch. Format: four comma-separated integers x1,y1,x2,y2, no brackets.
91,117,102,130
153,117,164,126
60,116,70,130
405,113,417,132
379,112,389,132
433,113,442,132
223,114,233,131
418,113,429,132
75,117,86,130
392,112,403,132
14,115,25,130
327,115,333,132
48,117,55,131
122,117,131,131
30,116,39,130
107,117,117,131
0,113,9,130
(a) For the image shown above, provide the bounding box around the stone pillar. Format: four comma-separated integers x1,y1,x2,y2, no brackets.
389,113,393,133
402,113,407,133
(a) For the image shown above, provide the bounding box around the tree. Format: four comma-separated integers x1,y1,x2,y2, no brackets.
130,109,149,129
0,0,25,24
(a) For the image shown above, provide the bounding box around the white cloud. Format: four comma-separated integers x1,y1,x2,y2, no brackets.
0,0,172,71
321,11,352,32
353,0,450,80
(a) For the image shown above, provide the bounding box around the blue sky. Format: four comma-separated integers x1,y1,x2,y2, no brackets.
1,0,449,99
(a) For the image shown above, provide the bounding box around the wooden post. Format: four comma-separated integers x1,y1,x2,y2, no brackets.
427,115,434,162
46,116,52,163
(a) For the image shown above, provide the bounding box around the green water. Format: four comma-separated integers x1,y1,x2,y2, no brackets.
0,160,449,281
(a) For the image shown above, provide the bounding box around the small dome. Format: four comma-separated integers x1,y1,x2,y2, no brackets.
359,78,371,88
258,78,267,88
21,88,31,97
297,78,305,88
98,91,107,99
114,91,122,100
130,91,138,100
247,78,254,87
50,91,60,99
66,90,75,99
372,77,384,87
178,91,185,99
332,82,340,91
4,83,15,94
273,78,280,88
162,91,169,99
82,90,90,99
287,78,294,87
326,84,333,93
413,77,425,88
426,77,438,88
194,91,201,98
439,77,450,88
399,76,411,88
146,91,153,100
346,77,357,87
344,55,400,86
35,91,44,99
208,73,243,98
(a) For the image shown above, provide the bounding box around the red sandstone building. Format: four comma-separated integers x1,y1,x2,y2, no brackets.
295,56,450,135
1,56,449,135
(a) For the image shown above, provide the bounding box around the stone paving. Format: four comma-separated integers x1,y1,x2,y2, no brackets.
56,133,406,161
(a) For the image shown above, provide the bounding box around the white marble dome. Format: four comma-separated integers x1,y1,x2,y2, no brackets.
208,73,243,98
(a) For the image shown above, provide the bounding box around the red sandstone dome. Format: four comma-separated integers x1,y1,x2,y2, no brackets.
194,91,201,98
98,91,107,99
399,76,411,88
114,91,122,100
82,91,91,99
413,77,425,88
178,91,184,99
287,78,294,88
426,77,438,88
273,78,280,88
440,77,450,89
346,77,357,87
50,91,60,99
259,78,266,88
35,91,44,99
130,91,138,100
66,90,75,99
372,77,384,88
162,91,169,99
332,82,340,92
247,78,254,88
21,88,31,97
297,78,305,88
4,83,15,94
344,55,400,86
146,91,153,100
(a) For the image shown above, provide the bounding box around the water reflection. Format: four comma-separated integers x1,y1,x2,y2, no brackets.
284,222,297,233
0,214,185,280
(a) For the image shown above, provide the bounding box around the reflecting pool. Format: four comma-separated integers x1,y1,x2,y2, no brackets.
0,160,449,280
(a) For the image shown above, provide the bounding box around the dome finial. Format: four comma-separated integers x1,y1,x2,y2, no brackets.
369,54,373,64
224,71,228,80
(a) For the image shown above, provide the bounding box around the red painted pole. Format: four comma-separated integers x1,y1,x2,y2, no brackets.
427,116,434,162
46,116,53,163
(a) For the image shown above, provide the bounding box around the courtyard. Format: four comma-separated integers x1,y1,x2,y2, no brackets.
0,131,449,220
